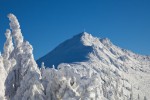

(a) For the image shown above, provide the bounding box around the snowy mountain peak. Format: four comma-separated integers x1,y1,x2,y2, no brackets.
37,32,150,71
75,31,90,36
36,32,118,67
72,31,93,43
37,31,150,99
80,32,98,46
73,32,103,48
37,32,95,67
1,14,150,100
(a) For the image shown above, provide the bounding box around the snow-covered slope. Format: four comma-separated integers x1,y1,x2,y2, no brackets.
37,33,93,67
0,13,150,100
37,32,150,99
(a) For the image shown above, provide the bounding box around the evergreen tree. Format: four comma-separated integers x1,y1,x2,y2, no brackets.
0,54,7,100
5,13,45,100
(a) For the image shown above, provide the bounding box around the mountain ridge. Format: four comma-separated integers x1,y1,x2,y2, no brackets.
37,32,150,68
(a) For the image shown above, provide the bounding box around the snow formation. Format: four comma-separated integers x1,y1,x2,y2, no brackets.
0,14,150,100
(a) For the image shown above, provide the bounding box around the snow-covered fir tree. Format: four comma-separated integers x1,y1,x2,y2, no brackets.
4,14,45,100
0,53,7,100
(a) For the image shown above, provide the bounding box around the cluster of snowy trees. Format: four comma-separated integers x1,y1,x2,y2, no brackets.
0,14,44,100
0,14,148,100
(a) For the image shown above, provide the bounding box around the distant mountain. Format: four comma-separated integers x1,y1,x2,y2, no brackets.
37,32,150,99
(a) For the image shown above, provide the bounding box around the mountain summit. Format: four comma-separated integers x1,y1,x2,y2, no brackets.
37,32,112,67
37,32,150,99
37,31,149,68
37,32,94,67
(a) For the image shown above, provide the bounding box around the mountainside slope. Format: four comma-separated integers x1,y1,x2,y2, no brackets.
37,32,150,72
37,33,93,67
37,32,150,99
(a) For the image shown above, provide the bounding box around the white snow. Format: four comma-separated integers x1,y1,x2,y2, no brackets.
0,13,149,100
38,31,150,99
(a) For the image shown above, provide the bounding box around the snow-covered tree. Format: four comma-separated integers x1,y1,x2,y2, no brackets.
2,29,14,73
40,62,45,77
8,14,23,47
13,41,46,100
4,13,45,100
0,53,7,100
3,29,14,60
40,64,104,100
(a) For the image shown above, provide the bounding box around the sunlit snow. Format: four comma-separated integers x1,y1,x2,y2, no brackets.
0,14,149,100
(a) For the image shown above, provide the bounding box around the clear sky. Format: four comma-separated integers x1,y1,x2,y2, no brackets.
0,0,150,59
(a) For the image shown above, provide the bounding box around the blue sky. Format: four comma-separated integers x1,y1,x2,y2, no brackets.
0,0,150,59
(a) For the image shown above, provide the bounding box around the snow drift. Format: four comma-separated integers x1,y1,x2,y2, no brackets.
0,14,149,100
